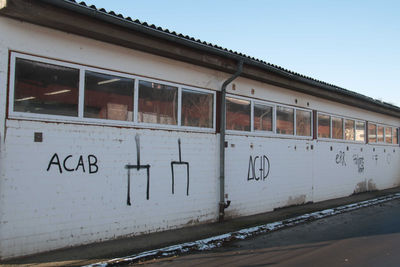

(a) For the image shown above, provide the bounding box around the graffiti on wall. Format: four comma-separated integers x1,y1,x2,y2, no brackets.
372,154,378,165
387,153,392,164
353,154,365,173
125,134,151,205
247,155,270,181
171,138,190,196
47,153,98,174
335,151,346,166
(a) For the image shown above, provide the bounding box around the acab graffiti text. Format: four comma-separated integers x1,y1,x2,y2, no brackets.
47,153,98,174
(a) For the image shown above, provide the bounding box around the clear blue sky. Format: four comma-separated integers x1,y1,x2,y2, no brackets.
84,0,400,107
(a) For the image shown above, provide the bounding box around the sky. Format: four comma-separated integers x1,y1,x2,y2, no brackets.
83,0,400,107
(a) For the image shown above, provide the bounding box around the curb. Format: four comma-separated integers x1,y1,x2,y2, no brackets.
85,193,400,267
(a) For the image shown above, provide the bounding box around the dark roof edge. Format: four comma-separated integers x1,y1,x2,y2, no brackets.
5,0,400,117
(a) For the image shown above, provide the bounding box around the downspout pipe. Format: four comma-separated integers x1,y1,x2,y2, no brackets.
219,60,243,222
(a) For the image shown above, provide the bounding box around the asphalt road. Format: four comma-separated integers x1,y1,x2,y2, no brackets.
135,198,400,267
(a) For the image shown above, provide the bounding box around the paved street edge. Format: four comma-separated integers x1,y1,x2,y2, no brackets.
85,193,400,267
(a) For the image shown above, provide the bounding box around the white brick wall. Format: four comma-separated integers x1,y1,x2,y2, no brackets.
0,120,218,258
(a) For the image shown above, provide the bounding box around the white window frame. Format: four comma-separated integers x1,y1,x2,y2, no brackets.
253,100,275,134
8,52,216,133
295,107,313,138
225,94,312,140
317,111,367,144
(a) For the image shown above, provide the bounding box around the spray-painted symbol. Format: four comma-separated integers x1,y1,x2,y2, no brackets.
171,138,190,196
247,155,270,181
353,154,364,173
125,134,151,205
335,151,346,166
372,154,378,165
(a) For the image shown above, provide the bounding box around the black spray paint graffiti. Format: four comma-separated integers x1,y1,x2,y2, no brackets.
335,151,346,166
353,154,365,173
386,153,392,164
171,138,190,196
47,153,98,174
125,134,151,205
372,154,378,165
247,155,270,181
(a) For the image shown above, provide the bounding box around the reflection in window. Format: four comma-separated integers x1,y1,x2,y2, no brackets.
276,106,294,135
356,121,365,142
318,114,330,138
296,110,311,136
368,123,377,143
138,80,178,125
84,71,134,121
14,58,79,116
254,103,273,132
181,89,213,128
345,119,355,140
395,129,399,144
386,127,392,143
226,97,250,131
332,117,343,139
377,126,384,142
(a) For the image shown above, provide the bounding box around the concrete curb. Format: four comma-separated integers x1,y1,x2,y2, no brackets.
85,192,400,267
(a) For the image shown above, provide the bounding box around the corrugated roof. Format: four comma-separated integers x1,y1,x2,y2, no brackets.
41,0,400,111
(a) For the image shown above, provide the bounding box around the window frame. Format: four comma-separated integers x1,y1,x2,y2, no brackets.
316,112,367,144
295,107,313,137
8,52,216,132
225,94,312,139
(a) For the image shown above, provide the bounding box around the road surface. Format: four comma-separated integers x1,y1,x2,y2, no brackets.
135,198,400,267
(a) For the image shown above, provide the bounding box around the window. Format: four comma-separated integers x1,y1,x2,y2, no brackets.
276,106,294,135
84,71,134,121
395,128,399,144
11,53,216,131
138,80,178,125
296,109,311,136
181,89,213,128
377,126,384,142
386,127,392,143
14,58,79,116
368,123,377,143
344,119,355,140
254,103,273,132
318,114,330,138
355,121,365,142
226,97,250,131
332,117,343,139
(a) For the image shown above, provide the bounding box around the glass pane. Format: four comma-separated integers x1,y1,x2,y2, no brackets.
355,121,365,142
226,97,250,131
386,127,392,143
254,103,272,131
368,123,377,143
14,58,79,116
296,109,311,136
345,119,355,140
318,114,330,138
332,117,343,139
181,89,213,128
84,71,134,121
395,129,399,144
276,106,294,135
138,80,178,125
377,126,384,142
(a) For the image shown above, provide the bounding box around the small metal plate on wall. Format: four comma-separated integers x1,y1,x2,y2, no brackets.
34,132,43,142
